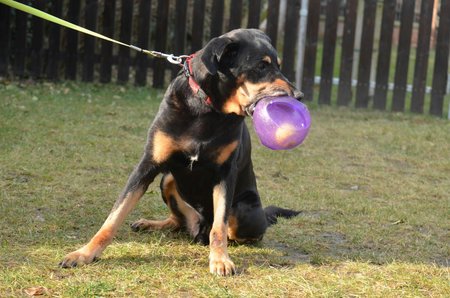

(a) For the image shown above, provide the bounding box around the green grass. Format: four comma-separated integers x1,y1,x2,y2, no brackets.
0,82,449,297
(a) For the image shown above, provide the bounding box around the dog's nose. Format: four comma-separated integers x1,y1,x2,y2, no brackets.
293,89,304,101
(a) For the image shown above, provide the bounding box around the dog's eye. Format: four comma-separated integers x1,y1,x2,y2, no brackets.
257,61,270,71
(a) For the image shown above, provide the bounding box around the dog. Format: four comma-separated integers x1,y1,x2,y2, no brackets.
59,29,303,276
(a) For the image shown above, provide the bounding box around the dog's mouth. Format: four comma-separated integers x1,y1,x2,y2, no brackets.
243,91,289,117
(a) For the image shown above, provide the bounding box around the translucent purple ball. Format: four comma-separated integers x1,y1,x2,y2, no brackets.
252,96,311,150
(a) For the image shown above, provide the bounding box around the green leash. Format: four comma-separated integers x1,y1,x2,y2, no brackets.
0,0,188,64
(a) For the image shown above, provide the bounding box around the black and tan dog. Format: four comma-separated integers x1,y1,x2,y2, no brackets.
60,29,303,276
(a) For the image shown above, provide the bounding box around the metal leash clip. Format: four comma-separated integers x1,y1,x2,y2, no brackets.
148,51,189,65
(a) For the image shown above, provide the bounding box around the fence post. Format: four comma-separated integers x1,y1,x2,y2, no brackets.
153,0,170,88
172,0,188,79
30,0,45,80
47,0,63,81
392,0,415,112
135,0,152,86
373,0,396,110
191,0,206,52
301,0,320,102
430,0,450,117
13,4,27,78
210,0,224,38
65,0,80,80
117,0,133,84
355,0,377,108
82,0,98,82
248,0,262,29
266,0,280,46
0,4,10,77
318,0,340,105
99,0,116,84
228,0,243,31
337,0,358,106
411,0,435,114
281,0,300,82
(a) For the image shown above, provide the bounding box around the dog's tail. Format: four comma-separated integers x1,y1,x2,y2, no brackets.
264,205,301,226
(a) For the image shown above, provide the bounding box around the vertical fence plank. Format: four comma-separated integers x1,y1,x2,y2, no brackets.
228,0,242,31
0,4,10,77
430,0,450,116
392,0,415,112
65,0,80,80
248,0,262,29
302,0,320,101
266,0,280,46
117,0,133,84
153,0,170,88
30,0,45,79
411,0,435,114
135,0,152,86
13,2,27,78
355,0,377,108
319,0,340,105
82,0,98,82
281,0,300,82
172,0,188,78
100,0,116,83
210,0,224,38
47,0,63,81
373,0,396,110
192,0,206,52
337,0,358,106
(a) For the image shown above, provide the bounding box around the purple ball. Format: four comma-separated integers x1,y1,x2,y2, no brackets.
252,96,311,150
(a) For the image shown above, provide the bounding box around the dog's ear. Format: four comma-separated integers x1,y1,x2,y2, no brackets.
200,37,239,75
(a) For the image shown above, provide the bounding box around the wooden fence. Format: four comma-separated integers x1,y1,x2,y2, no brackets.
0,0,449,117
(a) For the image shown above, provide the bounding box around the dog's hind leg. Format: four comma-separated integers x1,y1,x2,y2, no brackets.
59,152,159,268
131,173,202,237
227,191,268,243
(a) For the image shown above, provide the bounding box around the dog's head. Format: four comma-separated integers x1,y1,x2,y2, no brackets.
190,29,303,116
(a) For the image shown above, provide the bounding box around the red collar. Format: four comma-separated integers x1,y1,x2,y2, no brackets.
184,55,212,105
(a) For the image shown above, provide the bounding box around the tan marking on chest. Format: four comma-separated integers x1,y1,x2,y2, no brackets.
153,130,190,163
216,141,239,164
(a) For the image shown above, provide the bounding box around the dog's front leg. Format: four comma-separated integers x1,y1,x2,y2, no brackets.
209,179,236,276
60,152,159,268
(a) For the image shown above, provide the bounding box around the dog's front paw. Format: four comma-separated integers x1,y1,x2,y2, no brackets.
59,247,98,268
130,219,152,232
209,255,236,276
